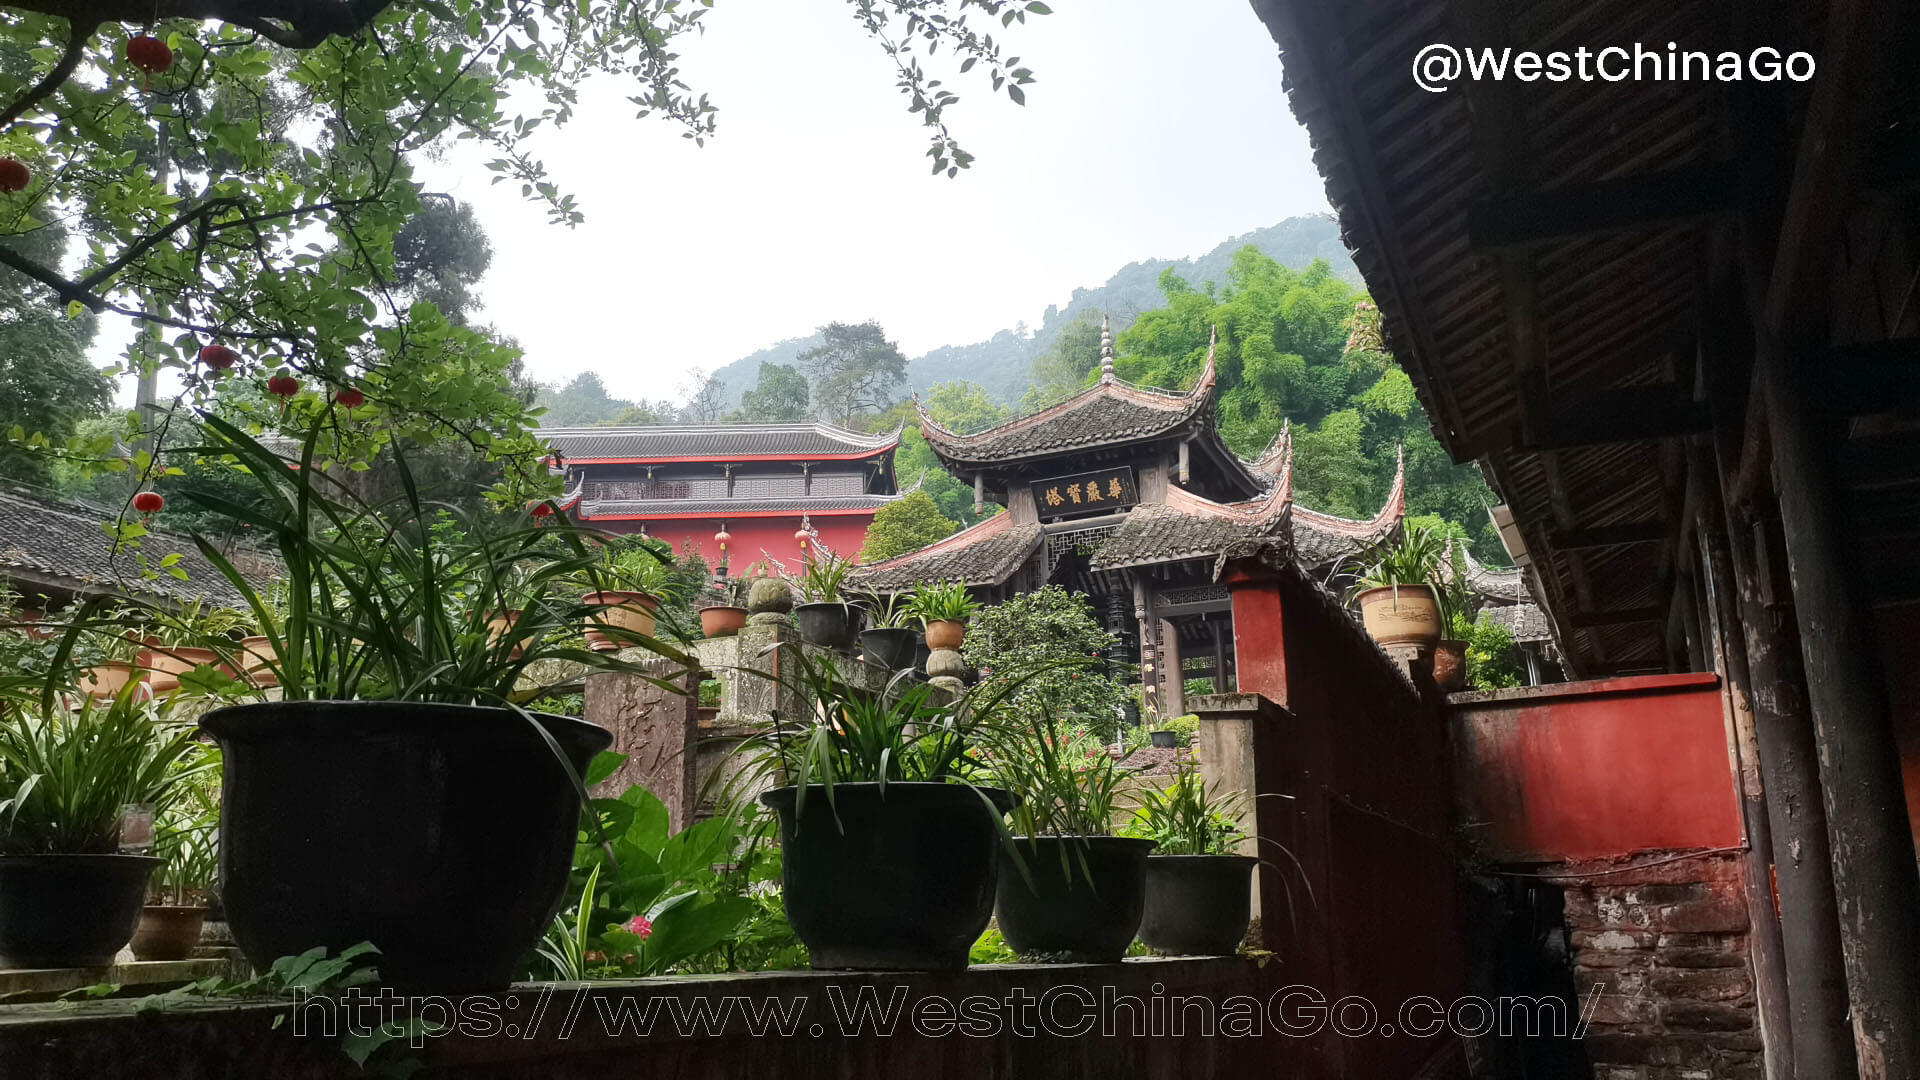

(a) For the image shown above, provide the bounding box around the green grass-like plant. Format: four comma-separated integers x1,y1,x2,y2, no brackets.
1122,762,1246,856
909,579,978,623
0,687,214,856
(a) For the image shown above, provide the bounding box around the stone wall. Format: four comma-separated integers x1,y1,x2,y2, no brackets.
1552,854,1762,1080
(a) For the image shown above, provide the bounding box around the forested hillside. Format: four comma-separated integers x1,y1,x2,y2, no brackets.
709,216,1359,408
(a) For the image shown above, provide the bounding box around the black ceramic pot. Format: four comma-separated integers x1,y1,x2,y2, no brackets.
1137,854,1258,956
199,701,612,991
858,627,917,671
794,602,859,652
1149,730,1179,749
912,634,931,677
0,854,159,968
762,782,1013,971
994,835,1155,963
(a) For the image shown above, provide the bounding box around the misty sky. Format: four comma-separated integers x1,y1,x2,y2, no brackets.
108,0,1335,405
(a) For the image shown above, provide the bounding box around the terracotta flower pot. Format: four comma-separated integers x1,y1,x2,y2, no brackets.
130,904,208,962
80,661,146,699
143,646,220,694
924,619,966,651
582,591,659,652
1432,638,1469,691
1355,585,1442,649
699,605,748,638
238,636,279,687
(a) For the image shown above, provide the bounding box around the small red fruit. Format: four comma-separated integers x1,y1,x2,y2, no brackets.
133,491,165,514
334,387,365,408
0,158,28,193
266,374,300,398
126,35,173,75
198,344,238,369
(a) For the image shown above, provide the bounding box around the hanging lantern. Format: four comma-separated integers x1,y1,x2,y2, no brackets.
132,491,165,514
126,35,173,76
714,527,731,554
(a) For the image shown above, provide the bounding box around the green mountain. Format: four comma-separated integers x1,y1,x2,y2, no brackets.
712,215,1357,409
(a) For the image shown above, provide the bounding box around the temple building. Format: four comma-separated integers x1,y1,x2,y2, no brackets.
852,321,1540,716
547,422,908,569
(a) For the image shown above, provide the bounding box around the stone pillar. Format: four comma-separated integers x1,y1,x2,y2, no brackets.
1191,692,1286,945
1160,617,1185,718
584,654,698,831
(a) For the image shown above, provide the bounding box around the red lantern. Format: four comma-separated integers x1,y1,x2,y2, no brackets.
0,159,28,193
126,35,173,75
714,528,731,551
198,344,238,369
531,502,554,520
132,491,165,514
266,373,300,398
334,387,365,408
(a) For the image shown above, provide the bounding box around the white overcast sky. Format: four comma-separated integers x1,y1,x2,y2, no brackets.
107,0,1333,405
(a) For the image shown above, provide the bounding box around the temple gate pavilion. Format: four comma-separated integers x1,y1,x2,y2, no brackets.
853,320,1477,718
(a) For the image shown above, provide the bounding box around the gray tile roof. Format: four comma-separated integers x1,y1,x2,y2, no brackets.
541,423,900,461
1483,601,1551,642
0,486,266,609
1088,501,1287,571
853,512,1043,589
917,363,1219,466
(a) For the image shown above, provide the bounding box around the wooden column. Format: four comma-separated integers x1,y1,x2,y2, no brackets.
1212,620,1230,694
1160,617,1185,718
1693,453,1793,1079
1763,349,1920,1073
1707,301,1859,1080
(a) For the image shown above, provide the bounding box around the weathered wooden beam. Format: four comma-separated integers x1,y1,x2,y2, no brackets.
1466,164,1739,252
1547,521,1673,550
1568,606,1666,628
1524,387,1712,452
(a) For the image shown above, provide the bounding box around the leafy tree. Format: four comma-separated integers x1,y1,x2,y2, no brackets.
860,490,957,562
737,363,810,423
0,227,108,486
800,321,908,425
920,380,1007,434
537,373,634,427
392,197,494,327
868,381,1007,528
1466,614,1523,690
961,585,1130,738
1022,308,1105,410
1116,249,1505,561
0,1,1049,503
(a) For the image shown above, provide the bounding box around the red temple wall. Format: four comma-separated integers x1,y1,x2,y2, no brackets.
581,514,876,570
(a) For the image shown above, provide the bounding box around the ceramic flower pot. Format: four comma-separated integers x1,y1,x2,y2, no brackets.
994,835,1155,963
762,783,1013,971
699,605,748,638
794,602,859,652
1432,638,1468,690
1355,585,1441,649
130,904,209,962
924,619,965,651
1137,854,1258,956
858,627,917,670
200,700,612,991
143,646,220,694
582,591,659,652
0,854,161,967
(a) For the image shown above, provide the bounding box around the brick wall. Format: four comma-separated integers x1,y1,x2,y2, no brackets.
1553,854,1762,1080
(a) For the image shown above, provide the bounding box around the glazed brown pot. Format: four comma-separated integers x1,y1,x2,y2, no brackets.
1432,639,1468,691
1355,585,1441,649
924,619,966,651
699,605,748,638
143,646,221,694
582,591,659,652
130,904,208,962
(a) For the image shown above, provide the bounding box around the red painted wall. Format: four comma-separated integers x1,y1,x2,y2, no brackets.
1449,674,1744,862
582,514,876,570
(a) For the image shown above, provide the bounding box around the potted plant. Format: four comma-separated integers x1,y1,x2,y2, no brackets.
792,550,859,651
132,762,221,962
77,625,147,700
0,684,211,968
1431,536,1475,691
582,544,673,653
732,643,1021,971
1347,525,1446,650
910,580,978,651
699,574,750,638
184,415,690,990
856,590,918,670
987,710,1154,963
1124,762,1256,956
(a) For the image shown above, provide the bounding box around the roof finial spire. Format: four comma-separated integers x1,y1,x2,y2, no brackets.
1099,314,1115,383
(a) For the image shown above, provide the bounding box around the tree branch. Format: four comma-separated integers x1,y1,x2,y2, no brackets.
0,18,99,130
0,243,102,311
2,1,394,51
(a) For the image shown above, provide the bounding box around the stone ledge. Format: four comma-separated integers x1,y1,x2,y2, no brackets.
0,958,1298,1078
0,953,247,1002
